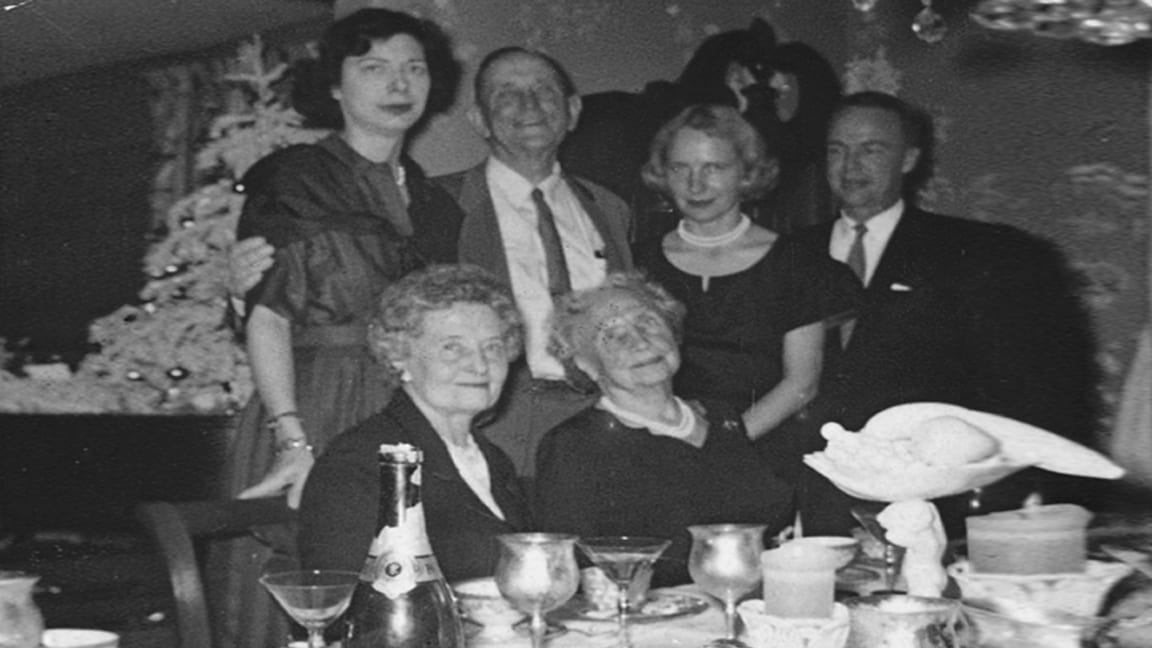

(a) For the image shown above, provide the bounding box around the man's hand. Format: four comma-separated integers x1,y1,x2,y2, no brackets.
229,236,275,297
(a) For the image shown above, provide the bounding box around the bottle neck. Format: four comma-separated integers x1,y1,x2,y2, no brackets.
363,451,443,597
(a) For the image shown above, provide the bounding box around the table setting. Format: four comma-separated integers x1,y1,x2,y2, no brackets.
444,402,1152,648
6,403,1152,648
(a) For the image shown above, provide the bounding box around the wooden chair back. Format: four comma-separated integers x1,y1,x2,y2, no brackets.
135,497,294,648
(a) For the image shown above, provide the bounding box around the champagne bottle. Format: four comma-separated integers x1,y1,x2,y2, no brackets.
345,443,465,647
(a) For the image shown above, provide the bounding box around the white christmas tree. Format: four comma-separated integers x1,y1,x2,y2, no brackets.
0,36,327,414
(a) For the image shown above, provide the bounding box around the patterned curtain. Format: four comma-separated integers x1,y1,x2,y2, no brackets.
1108,69,1152,487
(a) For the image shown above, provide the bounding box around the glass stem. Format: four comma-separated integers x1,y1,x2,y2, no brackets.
307,629,326,648
724,596,739,641
616,582,632,648
530,611,546,648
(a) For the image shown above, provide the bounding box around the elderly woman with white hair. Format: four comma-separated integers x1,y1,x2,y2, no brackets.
298,264,532,582
535,272,794,586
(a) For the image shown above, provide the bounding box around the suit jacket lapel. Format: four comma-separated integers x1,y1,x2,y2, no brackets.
867,208,923,297
564,174,628,272
456,164,514,286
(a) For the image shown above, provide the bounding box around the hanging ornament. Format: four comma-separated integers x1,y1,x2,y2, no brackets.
179,215,196,228
852,0,879,11
913,0,948,42
126,370,144,381
142,302,157,314
166,366,190,382
163,264,181,276
233,180,246,194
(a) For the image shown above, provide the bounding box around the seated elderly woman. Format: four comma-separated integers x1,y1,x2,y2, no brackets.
535,272,794,586
298,264,532,582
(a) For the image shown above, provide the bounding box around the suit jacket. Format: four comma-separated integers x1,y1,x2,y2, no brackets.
297,390,532,582
792,207,1096,442
434,162,634,285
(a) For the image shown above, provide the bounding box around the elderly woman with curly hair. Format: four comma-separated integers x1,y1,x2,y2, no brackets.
535,272,794,586
298,264,532,582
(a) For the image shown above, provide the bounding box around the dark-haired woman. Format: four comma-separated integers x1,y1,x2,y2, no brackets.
230,7,463,508
216,9,464,647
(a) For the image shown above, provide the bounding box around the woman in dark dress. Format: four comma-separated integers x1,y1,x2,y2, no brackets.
535,273,793,587
216,10,463,647
634,104,851,444
230,8,462,507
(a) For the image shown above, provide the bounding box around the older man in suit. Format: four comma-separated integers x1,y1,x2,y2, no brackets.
791,92,1096,533
436,47,633,478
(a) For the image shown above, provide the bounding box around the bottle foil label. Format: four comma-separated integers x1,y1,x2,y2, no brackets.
363,552,445,599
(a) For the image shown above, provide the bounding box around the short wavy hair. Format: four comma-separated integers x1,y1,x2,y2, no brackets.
368,265,523,381
291,8,461,129
547,272,686,390
641,104,778,201
473,46,578,102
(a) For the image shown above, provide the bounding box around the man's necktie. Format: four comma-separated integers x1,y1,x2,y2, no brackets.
532,188,572,296
842,223,868,349
846,222,868,285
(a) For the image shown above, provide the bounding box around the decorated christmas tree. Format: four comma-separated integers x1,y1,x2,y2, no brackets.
0,37,327,414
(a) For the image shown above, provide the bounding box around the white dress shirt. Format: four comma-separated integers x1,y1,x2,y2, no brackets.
829,200,904,287
486,157,608,379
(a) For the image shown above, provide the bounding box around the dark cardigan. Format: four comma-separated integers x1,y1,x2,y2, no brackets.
535,400,795,586
298,390,532,582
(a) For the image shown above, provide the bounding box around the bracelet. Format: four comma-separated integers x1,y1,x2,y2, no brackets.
274,437,314,454
265,411,300,429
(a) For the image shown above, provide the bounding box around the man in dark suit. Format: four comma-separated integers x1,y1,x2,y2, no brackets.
790,92,1096,533
435,47,633,478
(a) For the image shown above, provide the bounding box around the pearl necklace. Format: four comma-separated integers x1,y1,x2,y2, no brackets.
677,214,751,248
597,396,697,439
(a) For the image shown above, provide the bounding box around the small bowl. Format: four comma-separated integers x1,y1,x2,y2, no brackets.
452,577,525,637
963,598,1106,648
791,536,860,570
41,629,120,648
737,599,850,648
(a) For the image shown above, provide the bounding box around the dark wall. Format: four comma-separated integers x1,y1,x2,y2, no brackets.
0,67,153,363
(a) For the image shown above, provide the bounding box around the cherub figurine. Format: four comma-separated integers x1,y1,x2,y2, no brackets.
877,500,948,597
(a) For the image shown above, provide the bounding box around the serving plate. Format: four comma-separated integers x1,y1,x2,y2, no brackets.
550,590,710,624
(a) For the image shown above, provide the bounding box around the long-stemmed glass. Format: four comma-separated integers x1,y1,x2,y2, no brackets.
687,524,767,648
260,570,359,648
576,536,671,648
494,533,580,648
851,502,906,593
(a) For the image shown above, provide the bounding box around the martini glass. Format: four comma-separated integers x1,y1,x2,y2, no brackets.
260,570,359,648
851,502,906,593
577,536,671,648
495,533,580,648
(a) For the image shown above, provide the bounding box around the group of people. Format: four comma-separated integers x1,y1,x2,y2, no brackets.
218,6,1094,647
